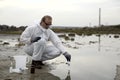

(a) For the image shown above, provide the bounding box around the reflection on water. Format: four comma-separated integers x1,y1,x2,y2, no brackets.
0,34,120,80
98,34,101,51
114,65,120,80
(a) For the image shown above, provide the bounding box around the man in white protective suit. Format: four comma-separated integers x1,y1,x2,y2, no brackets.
20,15,71,73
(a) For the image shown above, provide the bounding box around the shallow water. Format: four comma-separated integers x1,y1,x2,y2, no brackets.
0,34,120,80
49,34,120,80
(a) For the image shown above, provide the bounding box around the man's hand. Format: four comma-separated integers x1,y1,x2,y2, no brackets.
63,52,71,62
31,37,41,43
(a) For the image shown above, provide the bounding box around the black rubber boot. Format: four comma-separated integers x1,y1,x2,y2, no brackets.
30,60,42,74
31,60,35,74
39,61,45,66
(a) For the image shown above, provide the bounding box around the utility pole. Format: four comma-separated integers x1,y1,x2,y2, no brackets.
99,8,101,27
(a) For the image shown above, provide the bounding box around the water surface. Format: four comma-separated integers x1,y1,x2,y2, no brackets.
0,34,120,80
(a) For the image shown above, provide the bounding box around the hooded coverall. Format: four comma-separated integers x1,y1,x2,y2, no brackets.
20,23,66,61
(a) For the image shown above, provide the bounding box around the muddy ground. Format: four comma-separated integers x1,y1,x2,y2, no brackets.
0,45,70,80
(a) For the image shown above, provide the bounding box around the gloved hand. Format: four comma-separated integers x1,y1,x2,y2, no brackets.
31,37,41,43
63,52,71,62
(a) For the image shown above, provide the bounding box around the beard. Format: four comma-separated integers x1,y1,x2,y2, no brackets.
45,22,52,25
44,22,52,29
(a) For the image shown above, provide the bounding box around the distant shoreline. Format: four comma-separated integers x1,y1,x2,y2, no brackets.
0,31,22,35
0,29,120,35
0,24,120,35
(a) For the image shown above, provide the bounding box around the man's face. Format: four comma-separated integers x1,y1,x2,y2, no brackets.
44,17,52,29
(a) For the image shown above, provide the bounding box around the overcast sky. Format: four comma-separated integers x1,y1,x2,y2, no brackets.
0,0,120,27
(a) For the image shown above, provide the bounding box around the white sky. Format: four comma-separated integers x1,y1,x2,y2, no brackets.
0,0,120,27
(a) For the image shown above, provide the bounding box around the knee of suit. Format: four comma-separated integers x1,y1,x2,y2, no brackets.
23,45,33,55
24,47,33,56
53,49,61,57
41,50,61,61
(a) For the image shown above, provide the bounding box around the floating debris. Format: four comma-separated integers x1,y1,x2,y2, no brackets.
89,41,98,44
14,48,17,51
12,38,15,40
85,33,92,36
77,33,82,36
0,40,3,42
114,35,119,38
73,46,79,49
64,36,70,40
2,42,10,45
65,44,79,49
96,34,101,37
109,35,111,38
58,34,71,40
68,33,75,37
15,43,25,47
17,38,20,41
62,41,66,44
65,44,72,48
71,38,75,41
58,34,66,37
75,42,83,45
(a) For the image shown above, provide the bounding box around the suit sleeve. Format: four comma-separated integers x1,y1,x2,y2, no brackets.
20,27,32,44
49,30,66,54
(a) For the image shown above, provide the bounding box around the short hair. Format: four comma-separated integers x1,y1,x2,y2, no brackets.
41,15,52,22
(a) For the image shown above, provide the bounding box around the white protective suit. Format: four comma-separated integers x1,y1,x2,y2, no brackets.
20,22,66,61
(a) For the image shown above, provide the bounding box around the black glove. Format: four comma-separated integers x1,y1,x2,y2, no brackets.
63,52,71,62
31,37,41,43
